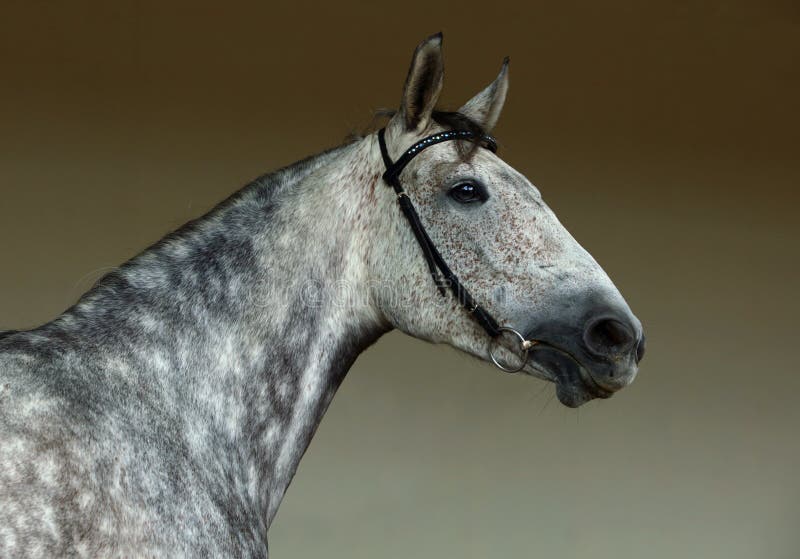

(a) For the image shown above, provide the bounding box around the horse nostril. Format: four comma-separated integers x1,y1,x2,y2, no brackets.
636,335,646,363
584,318,636,357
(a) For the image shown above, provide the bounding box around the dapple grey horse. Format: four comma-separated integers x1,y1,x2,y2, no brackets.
0,34,644,557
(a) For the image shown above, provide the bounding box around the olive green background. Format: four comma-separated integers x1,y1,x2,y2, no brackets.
1,1,798,557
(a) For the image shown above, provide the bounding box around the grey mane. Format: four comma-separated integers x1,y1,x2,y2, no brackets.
352,109,489,155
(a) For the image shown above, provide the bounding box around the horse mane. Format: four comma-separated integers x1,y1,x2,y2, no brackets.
348,109,489,158
0,330,18,341
430,110,488,138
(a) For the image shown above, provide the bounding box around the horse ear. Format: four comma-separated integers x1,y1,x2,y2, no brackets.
396,33,445,133
459,58,509,133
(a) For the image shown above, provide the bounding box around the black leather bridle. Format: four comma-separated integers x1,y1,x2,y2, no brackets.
377,127,537,372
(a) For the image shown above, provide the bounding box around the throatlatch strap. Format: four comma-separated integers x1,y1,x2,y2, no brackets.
377,128,501,338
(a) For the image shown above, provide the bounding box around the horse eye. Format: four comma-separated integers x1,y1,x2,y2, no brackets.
449,182,486,204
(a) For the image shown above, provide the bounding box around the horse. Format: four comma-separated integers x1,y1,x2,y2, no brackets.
0,33,644,557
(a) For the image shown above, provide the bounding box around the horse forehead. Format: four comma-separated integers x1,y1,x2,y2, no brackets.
418,146,520,181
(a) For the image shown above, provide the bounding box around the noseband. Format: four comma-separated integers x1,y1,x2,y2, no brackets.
377,127,537,373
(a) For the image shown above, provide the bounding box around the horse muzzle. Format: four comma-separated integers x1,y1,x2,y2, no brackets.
517,302,645,407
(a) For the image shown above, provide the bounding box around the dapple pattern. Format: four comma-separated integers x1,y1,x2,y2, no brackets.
0,33,641,557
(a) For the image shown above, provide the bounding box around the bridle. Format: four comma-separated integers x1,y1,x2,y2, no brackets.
377,127,537,373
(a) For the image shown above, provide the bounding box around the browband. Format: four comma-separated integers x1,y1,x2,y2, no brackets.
377,127,501,338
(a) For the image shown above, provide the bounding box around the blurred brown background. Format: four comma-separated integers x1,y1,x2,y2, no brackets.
1,1,798,557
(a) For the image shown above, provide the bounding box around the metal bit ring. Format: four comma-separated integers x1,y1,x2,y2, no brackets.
489,326,538,373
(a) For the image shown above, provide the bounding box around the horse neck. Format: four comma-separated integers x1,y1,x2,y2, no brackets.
49,135,390,527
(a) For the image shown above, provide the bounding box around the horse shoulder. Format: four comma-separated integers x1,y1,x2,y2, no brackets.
0,351,136,556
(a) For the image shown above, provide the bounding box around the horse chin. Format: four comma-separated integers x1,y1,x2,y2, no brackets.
523,345,613,408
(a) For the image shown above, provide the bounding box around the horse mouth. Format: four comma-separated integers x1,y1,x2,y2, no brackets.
523,344,613,408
